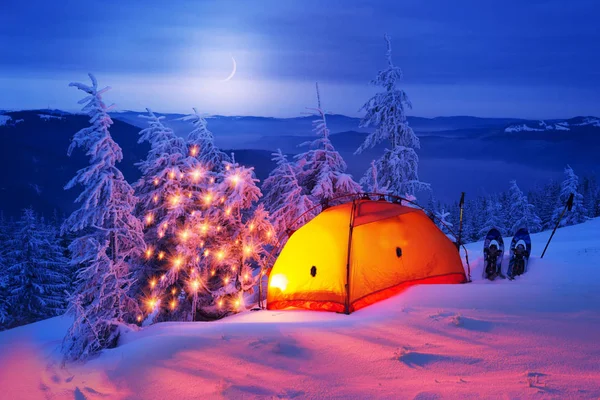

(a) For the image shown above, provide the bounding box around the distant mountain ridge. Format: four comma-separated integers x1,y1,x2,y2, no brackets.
1,109,598,216
504,117,600,133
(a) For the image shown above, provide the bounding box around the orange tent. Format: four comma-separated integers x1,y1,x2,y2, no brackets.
267,199,466,314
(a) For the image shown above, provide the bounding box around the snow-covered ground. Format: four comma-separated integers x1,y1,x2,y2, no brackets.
1,219,599,399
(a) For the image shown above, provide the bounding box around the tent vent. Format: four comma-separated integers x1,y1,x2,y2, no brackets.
396,247,402,258
310,266,317,277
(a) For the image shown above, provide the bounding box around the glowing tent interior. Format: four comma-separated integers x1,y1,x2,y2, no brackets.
267,199,467,314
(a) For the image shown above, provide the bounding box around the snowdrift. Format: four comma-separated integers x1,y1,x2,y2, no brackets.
1,219,599,399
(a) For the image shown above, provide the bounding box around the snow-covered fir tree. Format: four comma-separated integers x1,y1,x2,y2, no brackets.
553,165,587,226
135,109,188,243
581,175,600,219
295,83,361,205
135,107,274,322
478,195,507,238
5,209,68,325
434,208,454,239
364,160,389,194
180,108,230,171
262,149,316,239
0,211,11,328
61,74,146,361
507,180,542,233
356,34,429,198
144,153,276,321
538,180,561,229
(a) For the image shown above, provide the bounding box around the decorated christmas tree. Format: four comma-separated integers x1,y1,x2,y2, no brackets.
136,111,275,322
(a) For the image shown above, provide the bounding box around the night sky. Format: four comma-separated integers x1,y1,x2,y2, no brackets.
1,0,598,118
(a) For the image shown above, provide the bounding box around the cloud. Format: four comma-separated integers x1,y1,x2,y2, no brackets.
1,0,599,116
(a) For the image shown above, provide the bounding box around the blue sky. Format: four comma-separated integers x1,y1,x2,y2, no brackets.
0,0,598,118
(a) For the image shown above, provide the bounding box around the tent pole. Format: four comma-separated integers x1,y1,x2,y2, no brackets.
457,192,465,250
344,199,357,314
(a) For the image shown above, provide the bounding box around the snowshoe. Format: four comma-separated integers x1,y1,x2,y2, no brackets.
507,228,531,279
483,228,505,280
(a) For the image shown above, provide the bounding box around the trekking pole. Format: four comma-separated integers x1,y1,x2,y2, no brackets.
456,192,465,250
541,193,574,258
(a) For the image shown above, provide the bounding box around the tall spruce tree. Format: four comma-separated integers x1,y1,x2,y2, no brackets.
0,211,11,328
6,209,69,325
262,149,316,239
295,83,361,204
61,74,146,360
356,34,429,198
553,165,587,226
478,195,507,239
507,180,542,233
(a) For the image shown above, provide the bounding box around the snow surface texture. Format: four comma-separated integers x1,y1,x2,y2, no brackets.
1,219,599,399
0,115,11,126
0,115,24,127
38,114,65,121
504,117,600,132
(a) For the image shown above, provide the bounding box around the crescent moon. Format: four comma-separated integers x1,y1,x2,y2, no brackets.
221,56,237,82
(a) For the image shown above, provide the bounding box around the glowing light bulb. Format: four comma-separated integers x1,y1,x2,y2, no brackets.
168,170,176,180
160,274,166,281
210,177,215,184
243,245,252,255
158,231,165,238
234,299,240,307
191,279,200,291
190,146,198,157
225,165,231,171
180,229,190,241
200,223,209,234
149,278,157,289
231,266,237,272
267,230,273,238
170,195,180,207
153,195,159,204
216,226,222,232
171,288,177,296
217,299,223,308
136,315,142,322
153,178,159,186
145,213,154,225
158,251,165,260
145,247,153,259
179,173,184,179
204,249,210,257
224,276,230,284
173,256,182,270
211,270,216,276
244,273,249,280
191,168,203,181
225,207,231,216
230,174,240,187
203,193,213,205
170,299,177,310
249,223,255,232
147,297,158,311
